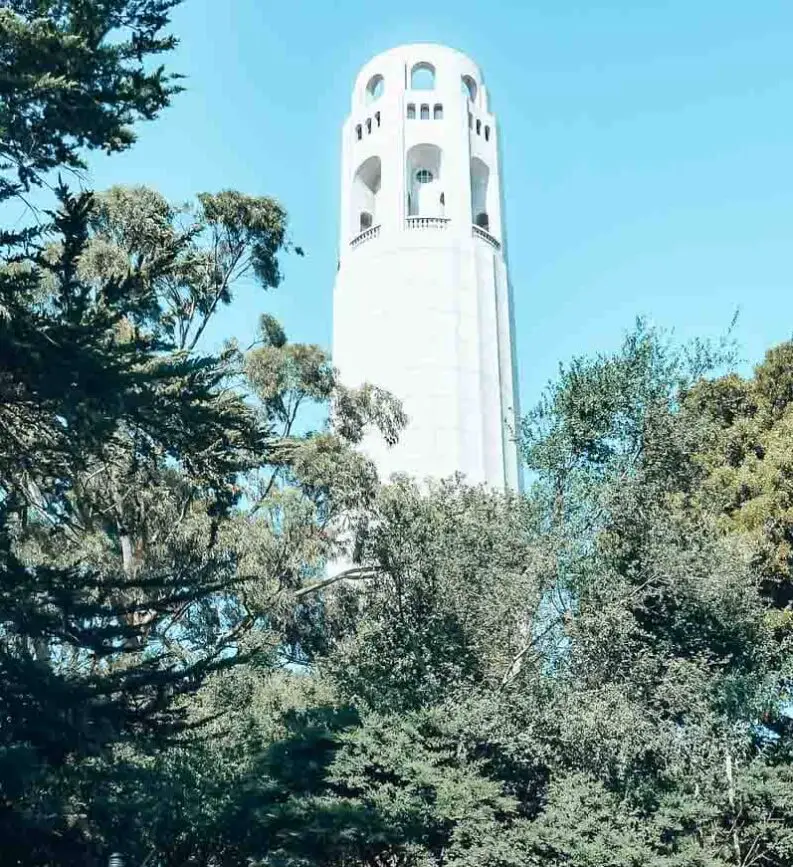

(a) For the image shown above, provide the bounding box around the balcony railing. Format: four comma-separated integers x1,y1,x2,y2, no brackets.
405,216,450,230
472,224,501,250
350,224,381,248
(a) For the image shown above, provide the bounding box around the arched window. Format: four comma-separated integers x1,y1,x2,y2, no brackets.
484,125,490,141
461,75,477,103
351,156,381,240
366,118,372,134
366,74,384,103
420,104,430,120
433,104,443,120
476,119,481,135
356,124,362,140
375,111,381,127
406,144,442,217
407,103,416,119
470,157,491,232
410,62,436,90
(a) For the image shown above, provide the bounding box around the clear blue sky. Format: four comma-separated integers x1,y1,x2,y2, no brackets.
88,0,793,414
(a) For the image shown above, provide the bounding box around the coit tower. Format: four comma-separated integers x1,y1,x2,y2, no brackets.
332,44,521,490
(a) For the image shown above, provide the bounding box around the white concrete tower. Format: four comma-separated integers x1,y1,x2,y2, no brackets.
333,44,521,490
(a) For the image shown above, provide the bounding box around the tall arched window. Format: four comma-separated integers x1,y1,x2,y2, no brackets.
351,156,381,240
406,143,442,217
365,74,384,103
365,118,372,134
356,124,362,140
433,104,443,120
470,157,491,233
407,103,416,119
420,104,430,120
461,75,477,103
410,62,436,90
484,125,490,141
476,119,482,135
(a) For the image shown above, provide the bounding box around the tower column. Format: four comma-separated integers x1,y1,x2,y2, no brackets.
333,44,521,491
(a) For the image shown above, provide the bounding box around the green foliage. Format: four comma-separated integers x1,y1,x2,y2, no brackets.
0,0,181,204
685,340,793,609
0,5,404,861
218,320,788,867
0,175,403,861
327,477,544,711
10,310,784,867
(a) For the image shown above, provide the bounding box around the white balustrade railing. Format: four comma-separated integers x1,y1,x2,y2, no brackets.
350,224,381,247
472,224,501,249
405,216,450,230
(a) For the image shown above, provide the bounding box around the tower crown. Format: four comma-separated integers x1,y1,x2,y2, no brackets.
340,44,501,257
350,44,487,113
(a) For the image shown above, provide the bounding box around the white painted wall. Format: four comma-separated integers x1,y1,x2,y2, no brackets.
333,43,521,491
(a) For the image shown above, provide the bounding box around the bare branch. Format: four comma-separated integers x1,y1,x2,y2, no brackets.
294,566,380,600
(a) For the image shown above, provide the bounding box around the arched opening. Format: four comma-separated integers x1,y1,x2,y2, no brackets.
433,103,443,120
484,125,490,141
407,103,416,119
351,155,381,238
461,75,477,103
355,124,362,140
365,118,372,134
470,156,491,232
406,144,442,217
476,119,482,135
420,104,430,120
366,74,384,103
410,62,436,90
375,111,381,127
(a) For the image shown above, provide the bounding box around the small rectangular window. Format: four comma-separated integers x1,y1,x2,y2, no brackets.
433,104,443,120
356,124,362,140
468,112,473,128
420,104,430,120
407,103,416,119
